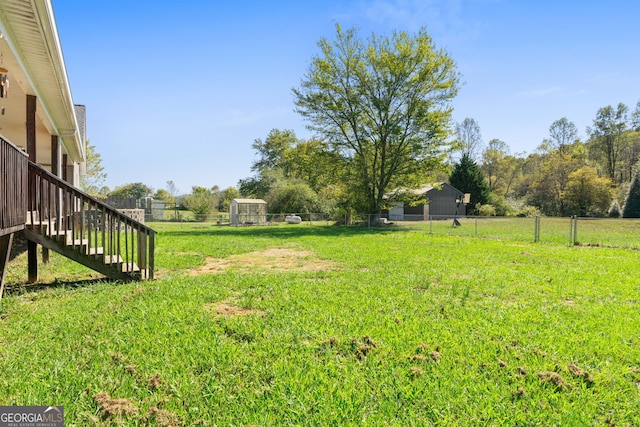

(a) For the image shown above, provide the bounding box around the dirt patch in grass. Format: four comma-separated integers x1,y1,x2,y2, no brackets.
143,407,180,427
568,363,594,383
205,297,266,318
93,391,138,418
189,248,336,276
148,373,163,390
537,371,568,390
352,335,377,360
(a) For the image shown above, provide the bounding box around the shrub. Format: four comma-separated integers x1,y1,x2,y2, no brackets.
608,200,621,218
509,205,542,218
506,198,541,217
477,204,497,216
487,193,510,216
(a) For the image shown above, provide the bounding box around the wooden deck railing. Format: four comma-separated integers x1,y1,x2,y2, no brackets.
28,162,156,280
0,135,28,236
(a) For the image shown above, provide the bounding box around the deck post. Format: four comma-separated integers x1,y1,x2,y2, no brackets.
27,240,37,283
42,134,59,266
62,154,68,182
26,95,41,277
137,231,147,272
51,135,60,176
0,233,13,299
42,246,50,264
26,95,37,160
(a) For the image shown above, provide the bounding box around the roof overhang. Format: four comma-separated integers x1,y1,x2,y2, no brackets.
0,0,83,162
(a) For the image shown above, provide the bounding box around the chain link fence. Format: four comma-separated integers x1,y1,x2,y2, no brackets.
147,209,640,249
363,214,640,249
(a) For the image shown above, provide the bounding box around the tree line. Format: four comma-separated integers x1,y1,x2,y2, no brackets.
81,24,640,219
237,101,640,219
451,103,640,217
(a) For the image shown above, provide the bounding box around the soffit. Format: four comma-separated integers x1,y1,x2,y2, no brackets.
0,0,83,162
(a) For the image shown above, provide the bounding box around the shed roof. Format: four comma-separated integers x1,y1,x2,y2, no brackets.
232,198,267,204
385,182,463,198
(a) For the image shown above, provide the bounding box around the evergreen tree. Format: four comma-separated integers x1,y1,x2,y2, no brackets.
449,154,490,215
622,166,640,217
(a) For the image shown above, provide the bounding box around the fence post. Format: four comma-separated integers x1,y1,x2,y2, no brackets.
568,216,573,246
568,216,578,246
475,217,478,237
534,216,540,242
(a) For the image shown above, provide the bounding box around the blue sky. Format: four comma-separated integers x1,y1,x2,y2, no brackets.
53,0,640,194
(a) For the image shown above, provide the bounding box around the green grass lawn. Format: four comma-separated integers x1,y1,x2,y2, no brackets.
2,222,640,425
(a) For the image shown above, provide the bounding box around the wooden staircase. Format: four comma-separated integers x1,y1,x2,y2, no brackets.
23,161,155,282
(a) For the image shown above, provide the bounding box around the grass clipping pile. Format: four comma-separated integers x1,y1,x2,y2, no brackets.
189,247,335,276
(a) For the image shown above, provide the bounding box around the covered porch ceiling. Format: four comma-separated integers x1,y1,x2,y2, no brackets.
0,0,83,164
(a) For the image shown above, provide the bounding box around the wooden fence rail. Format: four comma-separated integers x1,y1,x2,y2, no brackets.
0,135,28,236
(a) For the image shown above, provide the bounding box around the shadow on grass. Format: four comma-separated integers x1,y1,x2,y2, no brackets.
156,223,412,239
8,231,28,261
3,277,122,297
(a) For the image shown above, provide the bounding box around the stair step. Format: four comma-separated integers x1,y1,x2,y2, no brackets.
26,220,55,228
120,262,140,273
25,213,57,226
86,247,104,256
47,230,69,239
68,238,89,247
28,224,61,236
103,255,123,264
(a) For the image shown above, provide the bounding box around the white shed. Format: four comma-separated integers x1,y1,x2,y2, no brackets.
230,199,268,226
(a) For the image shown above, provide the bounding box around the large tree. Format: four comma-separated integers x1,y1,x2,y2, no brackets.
631,100,640,131
527,143,587,216
481,138,522,195
286,138,345,193
563,166,613,217
293,24,459,214
251,129,298,175
454,118,483,161
239,129,336,198
587,103,629,182
548,117,579,153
